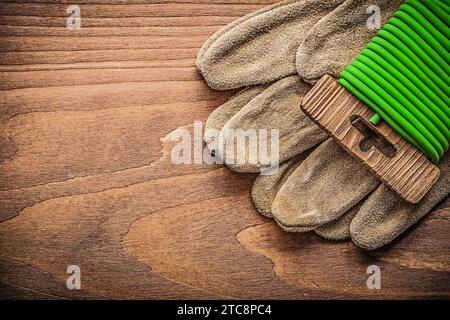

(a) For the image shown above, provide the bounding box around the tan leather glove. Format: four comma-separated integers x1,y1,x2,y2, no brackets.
197,0,448,249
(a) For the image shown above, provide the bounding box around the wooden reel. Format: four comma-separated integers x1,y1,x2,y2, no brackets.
301,75,441,204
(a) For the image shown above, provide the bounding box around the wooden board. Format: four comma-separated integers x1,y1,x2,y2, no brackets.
0,1,449,300
302,75,441,204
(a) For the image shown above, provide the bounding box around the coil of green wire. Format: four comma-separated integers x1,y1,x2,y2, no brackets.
339,0,450,163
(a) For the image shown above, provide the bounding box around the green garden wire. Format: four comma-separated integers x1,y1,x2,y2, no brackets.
339,0,450,163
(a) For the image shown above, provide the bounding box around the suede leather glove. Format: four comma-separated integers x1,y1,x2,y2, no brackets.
197,0,449,249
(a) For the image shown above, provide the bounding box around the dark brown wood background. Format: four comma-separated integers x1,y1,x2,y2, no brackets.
0,0,448,300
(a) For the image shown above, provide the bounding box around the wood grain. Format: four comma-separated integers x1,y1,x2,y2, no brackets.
0,1,449,300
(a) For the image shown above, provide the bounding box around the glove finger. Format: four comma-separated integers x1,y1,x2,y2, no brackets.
296,0,403,84
272,139,379,229
314,197,365,241
198,0,345,90
205,84,270,155
196,0,296,72
275,220,314,233
351,154,450,250
219,76,327,173
252,149,314,218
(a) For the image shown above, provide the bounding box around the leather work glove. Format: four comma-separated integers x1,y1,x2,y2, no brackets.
196,0,449,249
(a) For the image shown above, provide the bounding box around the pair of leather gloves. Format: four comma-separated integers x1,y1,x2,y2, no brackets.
196,0,449,250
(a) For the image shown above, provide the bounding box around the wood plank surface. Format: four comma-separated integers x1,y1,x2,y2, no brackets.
0,0,448,300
